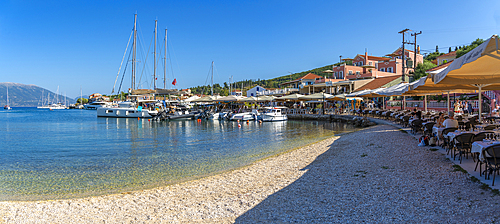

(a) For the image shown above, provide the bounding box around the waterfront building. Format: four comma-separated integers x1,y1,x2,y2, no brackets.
231,90,242,96
246,85,266,97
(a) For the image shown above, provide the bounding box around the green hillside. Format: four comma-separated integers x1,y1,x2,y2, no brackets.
190,64,334,95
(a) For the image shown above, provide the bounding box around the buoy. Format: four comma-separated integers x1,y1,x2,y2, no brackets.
148,119,150,121
238,124,241,128
237,120,240,123
137,117,140,121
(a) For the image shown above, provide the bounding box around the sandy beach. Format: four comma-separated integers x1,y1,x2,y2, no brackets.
1,124,500,223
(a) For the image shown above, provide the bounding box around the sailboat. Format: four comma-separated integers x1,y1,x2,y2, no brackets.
97,14,159,118
4,84,11,110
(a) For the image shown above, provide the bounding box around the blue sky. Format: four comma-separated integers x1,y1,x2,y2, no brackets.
1,0,499,98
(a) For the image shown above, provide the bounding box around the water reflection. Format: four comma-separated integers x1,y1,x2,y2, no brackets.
0,111,357,201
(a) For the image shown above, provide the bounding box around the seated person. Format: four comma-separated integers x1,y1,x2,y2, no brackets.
442,111,459,128
436,112,445,127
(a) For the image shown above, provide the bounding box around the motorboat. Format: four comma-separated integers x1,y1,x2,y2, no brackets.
48,103,66,110
152,105,201,121
230,109,259,121
83,101,111,110
261,107,288,122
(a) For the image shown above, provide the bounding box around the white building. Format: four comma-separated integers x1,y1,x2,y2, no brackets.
246,85,266,97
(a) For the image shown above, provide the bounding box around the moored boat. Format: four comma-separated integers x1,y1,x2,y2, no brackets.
83,101,111,110
261,107,288,122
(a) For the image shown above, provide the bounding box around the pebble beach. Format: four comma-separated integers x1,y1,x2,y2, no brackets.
1,124,500,223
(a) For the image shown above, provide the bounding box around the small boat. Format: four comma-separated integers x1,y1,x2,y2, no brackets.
261,107,288,122
230,109,259,121
49,103,66,110
83,101,111,110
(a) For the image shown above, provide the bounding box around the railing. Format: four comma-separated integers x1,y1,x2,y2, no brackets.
386,100,481,112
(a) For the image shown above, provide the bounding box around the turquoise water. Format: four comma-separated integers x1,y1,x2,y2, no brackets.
0,108,357,201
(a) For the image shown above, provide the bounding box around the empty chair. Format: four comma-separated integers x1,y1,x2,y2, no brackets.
484,145,500,186
473,131,495,142
453,133,475,163
484,125,496,130
423,122,436,136
441,127,458,153
411,119,424,134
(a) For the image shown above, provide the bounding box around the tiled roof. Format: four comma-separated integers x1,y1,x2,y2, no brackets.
426,61,452,72
359,55,391,61
281,73,323,85
355,75,401,91
295,73,323,81
436,51,457,59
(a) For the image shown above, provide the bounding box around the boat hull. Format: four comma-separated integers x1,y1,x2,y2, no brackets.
97,107,153,118
261,114,287,122
230,113,256,121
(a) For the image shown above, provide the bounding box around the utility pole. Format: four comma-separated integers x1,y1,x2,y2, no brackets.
411,31,422,69
398,29,410,82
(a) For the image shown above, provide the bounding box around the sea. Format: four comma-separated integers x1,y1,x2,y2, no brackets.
0,107,357,201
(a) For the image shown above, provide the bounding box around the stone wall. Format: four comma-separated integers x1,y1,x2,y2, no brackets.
287,114,376,127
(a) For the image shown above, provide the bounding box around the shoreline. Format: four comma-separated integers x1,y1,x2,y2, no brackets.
2,124,500,223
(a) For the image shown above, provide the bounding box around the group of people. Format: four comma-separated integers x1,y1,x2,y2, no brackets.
454,100,473,115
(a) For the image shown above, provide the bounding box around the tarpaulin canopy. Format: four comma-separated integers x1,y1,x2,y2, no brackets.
214,95,243,102
433,35,500,120
275,93,305,101
299,92,334,100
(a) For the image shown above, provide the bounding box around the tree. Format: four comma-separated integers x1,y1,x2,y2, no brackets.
413,61,437,80
435,45,439,53
448,47,451,53
456,38,485,58
77,98,89,104
424,52,443,62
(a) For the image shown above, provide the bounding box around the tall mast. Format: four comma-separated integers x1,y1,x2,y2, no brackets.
164,28,167,89
211,61,214,96
154,19,157,90
132,13,137,90
6,85,9,106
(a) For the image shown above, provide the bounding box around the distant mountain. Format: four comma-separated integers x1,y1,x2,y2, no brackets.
0,82,75,107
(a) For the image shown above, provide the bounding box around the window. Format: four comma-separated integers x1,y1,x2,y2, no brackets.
369,62,372,65
348,71,353,75
339,71,344,79
256,87,260,91
387,67,393,73
355,71,360,75
380,68,385,72
251,93,254,96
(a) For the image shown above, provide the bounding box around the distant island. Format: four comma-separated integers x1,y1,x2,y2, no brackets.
0,82,75,107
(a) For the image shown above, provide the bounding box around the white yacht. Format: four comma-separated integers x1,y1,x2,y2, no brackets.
48,103,66,110
97,100,158,118
230,109,259,121
83,101,111,110
261,107,288,122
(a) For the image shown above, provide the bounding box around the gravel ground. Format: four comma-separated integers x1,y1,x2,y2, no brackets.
1,124,500,223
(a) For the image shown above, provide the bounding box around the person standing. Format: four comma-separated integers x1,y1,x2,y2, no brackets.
467,101,473,115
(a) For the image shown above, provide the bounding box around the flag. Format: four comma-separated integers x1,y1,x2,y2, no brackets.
172,78,177,86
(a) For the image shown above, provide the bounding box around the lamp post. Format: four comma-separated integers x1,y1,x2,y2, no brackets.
322,90,325,115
